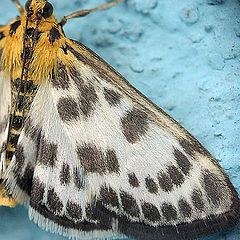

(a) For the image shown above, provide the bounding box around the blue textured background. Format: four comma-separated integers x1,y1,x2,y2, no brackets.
0,0,239,239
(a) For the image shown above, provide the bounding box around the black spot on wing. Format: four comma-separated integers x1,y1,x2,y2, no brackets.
31,177,45,204
178,199,192,218
47,188,63,215
57,97,80,122
15,163,34,196
23,118,42,143
161,203,178,222
104,88,121,106
105,149,120,174
100,185,119,208
66,201,82,221
77,144,119,175
179,138,210,157
13,145,25,170
68,66,99,118
141,202,161,222
49,27,61,44
158,171,174,192
78,84,98,118
192,188,205,212
77,144,105,174
73,168,85,190
60,163,70,185
202,170,223,207
9,20,21,36
174,148,192,175
167,165,185,187
38,138,57,167
145,176,158,194
120,191,140,218
128,172,140,188
51,61,70,89
121,108,149,144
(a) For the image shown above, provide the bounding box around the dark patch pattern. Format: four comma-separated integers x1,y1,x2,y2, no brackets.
104,88,121,106
47,188,63,214
167,165,184,187
174,148,192,175
68,66,84,91
66,201,82,221
202,170,222,207
51,62,70,89
121,108,149,143
60,163,70,185
161,203,178,222
13,145,25,171
77,144,105,174
105,149,120,174
145,176,158,194
192,189,205,212
128,172,140,188
49,27,61,44
179,138,210,157
77,144,119,174
57,97,80,122
24,118,42,143
78,84,98,118
142,202,161,222
73,168,85,189
120,191,140,218
100,185,119,208
9,20,21,36
69,66,99,117
31,177,45,204
178,199,192,218
158,171,173,192
15,163,34,196
38,139,57,167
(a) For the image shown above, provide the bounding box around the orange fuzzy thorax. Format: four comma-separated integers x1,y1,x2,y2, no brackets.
0,13,68,84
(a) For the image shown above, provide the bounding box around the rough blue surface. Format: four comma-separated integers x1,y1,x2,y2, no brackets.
0,0,239,239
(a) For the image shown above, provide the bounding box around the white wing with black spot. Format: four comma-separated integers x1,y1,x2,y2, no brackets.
4,40,240,240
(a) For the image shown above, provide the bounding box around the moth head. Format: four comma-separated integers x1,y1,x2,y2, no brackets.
25,0,54,21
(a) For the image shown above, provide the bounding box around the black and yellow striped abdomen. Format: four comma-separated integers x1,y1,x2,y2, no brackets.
6,78,38,167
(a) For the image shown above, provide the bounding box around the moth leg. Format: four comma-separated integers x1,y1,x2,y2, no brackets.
59,0,124,26
12,0,24,15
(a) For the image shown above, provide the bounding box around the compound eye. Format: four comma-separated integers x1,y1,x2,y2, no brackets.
42,2,53,18
25,0,32,12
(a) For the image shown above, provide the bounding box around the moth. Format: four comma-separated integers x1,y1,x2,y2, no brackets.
0,0,239,239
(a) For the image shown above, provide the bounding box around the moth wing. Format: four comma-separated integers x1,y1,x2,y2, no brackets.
5,39,240,240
